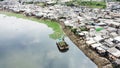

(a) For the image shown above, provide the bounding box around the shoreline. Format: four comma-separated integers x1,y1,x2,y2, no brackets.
0,10,113,68
59,22,113,68
0,10,63,39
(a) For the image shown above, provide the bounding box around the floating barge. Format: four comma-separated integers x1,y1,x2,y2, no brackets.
56,37,69,52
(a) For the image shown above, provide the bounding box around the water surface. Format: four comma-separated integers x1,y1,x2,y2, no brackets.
0,14,97,68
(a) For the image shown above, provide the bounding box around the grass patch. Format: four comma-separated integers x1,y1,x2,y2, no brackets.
65,1,106,8
0,11,64,39
36,2,46,6
79,1,106,8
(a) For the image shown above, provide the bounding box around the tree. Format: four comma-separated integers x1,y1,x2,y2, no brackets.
116,0,120,1
0,0,4,1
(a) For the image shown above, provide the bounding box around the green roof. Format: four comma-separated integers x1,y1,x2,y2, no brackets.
96,27,103,32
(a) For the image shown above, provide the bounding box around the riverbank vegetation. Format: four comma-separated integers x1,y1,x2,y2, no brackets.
116,0,120,1
0,11,63,39
65,1,106,8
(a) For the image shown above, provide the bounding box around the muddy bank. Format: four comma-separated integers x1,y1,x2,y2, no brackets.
60,22,113,68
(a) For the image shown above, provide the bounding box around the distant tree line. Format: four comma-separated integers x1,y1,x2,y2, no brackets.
116,0,120,1
0,0,4,1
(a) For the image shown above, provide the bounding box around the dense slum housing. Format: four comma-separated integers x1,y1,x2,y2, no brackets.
0,0,120,67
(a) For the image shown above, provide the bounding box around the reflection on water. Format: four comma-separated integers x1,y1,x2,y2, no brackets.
0,14,97,68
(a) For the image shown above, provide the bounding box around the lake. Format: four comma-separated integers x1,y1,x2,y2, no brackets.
0,14,97,68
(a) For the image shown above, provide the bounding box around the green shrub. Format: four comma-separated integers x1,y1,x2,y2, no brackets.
71,28,77,34
65,1,75,6
25,1,33,4
66,26,73,29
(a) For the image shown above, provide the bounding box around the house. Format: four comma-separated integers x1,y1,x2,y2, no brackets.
101,40,114,48
90,43,102,49
2,0,20,5
97,22,107,26
35,11,45,18
64,20,73,27
96,46,106,56
104,39,114,47
115,43,120,50
107,47,120,59
114,36,120,42
81,31,89,38
100,45,109,50
89,28,96,37
117,29,120,35
104,20,120,28
24,8,33,16
106,27,117,33
113,59,120,67
93,35,104,42
86,38,96,46
100,30,110,39
110,32,118,38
